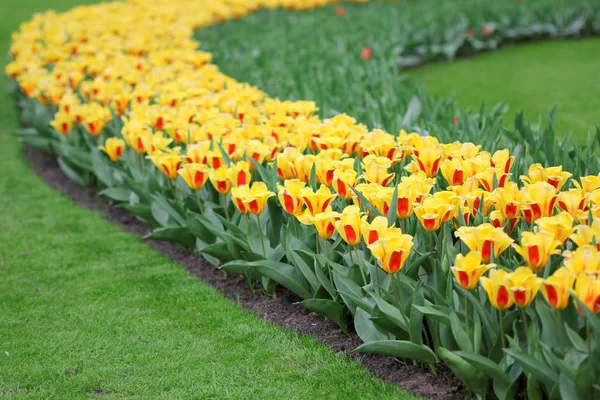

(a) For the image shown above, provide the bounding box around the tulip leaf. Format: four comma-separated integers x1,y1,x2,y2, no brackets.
195,215,250,251
455,351,512,388
386,185,398,227
216,142,232,167
99,187,131,202
187,212,216,245
527,373,543,400
575,357,597,400
449,310,473,353
564,326,588,353
559,372,578,400
571,294,600,335
409,284,424,346
368,292,409,333
150,195,187,226
116,203,153,223
296,299,347,333
354,308,391,343
438,347,488,397
412,304,450,325
289,249,320,293
144,227,195,248
220,260,260,280
199,242,234,263
353,340,437,366
57,157,89,186
503,348,559,388
309,163,317,190
251,260,312,300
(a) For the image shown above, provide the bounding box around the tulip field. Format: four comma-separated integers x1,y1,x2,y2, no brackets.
4,0,600,399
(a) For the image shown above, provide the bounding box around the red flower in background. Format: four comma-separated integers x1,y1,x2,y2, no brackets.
361,47,371,60
466,28,473,37
482,26,492,36
453,115,459,126
336,6,345,17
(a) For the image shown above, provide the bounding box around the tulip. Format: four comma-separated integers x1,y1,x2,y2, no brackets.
490,182,522,220
491,149,514,174
277,179,306,216
573,174,600,195
99,137,125,162
475,167,511,192
440,158,467,186
411,147,442,178
455,223,514,263
570,219,600,250
231,182,275,215
332,169,358,200
562,245,600,277
361,216,392,245
361,47,371,60
573,273,600,314
540,267,574,310
297,209,340,240
451,251,493,290
535,212,575,244
395,183,418,220
508,267,542,307
414,198,455,232
209,166,232,194
148,152,183,180
299,185,337,215
50,113,72,135
149,132,173,153
521,181,558,223
230,161,252,187
480,269,514,310
334,205,364,246
521,164,572,190
368,232,414,274
513,231,562,271
177,163,209,190
557,189,587,218
362,155,395,186
185,141,211,164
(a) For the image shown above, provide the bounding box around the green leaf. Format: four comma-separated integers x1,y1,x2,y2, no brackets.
57,157,88,186
99,187,131,202
449,310,473,353
251,260,312,299
559,372,578,400
187,212,216,244
565,326,587,354
144,227,195,247
368,291,409,333
455,351,512,388
309,163,317,190
575,357,597,400
296,299,347,332
438,347,488,397
412,304,450,325
354,340,437,366
409,284,424,346
386,185,398,227
350,186,382,217
354,308,391,343
504,348,558,388
199,242,233,263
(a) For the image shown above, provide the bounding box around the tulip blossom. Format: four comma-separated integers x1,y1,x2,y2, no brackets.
513,231,561,271
414,198,455,232
368,232,414,274
148,151,183,180
573,273,600,314
521,164,572,190
177,163,209,190
451,251,493,290
298,185,337,215
573,174,600,195
230,161,252,187
361,216,392,245
277,179,306,216
331,169,358,200
441,158,467,186
562,245,600,277
361,47,371,60
99,137,125,162
210,166,233,194
334,206,364,246
521,181,558,223
297,209,340,240
410,147,442,178
507,267,542,307
455,224,514,263
231,182,275,215
362,155,395,186
570,219,600,250
540,268,575,310
480,269,514,310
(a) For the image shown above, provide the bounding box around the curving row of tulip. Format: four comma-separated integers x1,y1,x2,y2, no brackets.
7,0,600,398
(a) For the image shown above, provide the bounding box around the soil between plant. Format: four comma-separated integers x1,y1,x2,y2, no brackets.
23,146,467,400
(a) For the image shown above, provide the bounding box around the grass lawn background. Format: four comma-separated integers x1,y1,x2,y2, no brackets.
0,1,416,399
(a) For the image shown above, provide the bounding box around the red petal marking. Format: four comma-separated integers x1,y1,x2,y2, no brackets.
194,171,205,188
514,290,527,307
481,240,492,263
212,158,221,169
423,217,436,231
547,178,559,189
283,193,295,214
116,147,123,157
388,250,403,273
325,170,334,186
344,225,357,244
217,181,227,193
522,208,533,224
431,157,441,176
397,198,409,218
162,165,170,177
452,170,464,185
497,286,509,309
531,203,542,219
545,284,558,308
156,116,164,130
61,122,68,133
249,200,259,214
236,198,247,213
326,222,335,238
237,172,247,186
416,158,426,172
457,270,469,288
136,137,144,151
304,199,315,214
368,230,379,245
528,245,540,267
548,196,558,216
322,198,333,212
506,204,517,219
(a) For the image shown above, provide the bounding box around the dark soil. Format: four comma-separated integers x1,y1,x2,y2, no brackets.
24,146,467,399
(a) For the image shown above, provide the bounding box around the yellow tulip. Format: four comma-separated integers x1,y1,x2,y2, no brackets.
490,182,522,220
361,216,391,245
480,269,514,310
362,155,395,186
99,137,125,162
440,157,467,186
297,209,340,240
570,219,600,250
148,151,183,180
520,164,572,190
455,223,514,263
230,161,252,187
573,174,600,195
231,182,275,215
562,245,600,277
451,251,493,290
395,182,418,220
177,163,209,190
540,267,574,310
332,169,357,200
299,185,337,215
491,149,514,174
573,273,600,314
521,181,558,224
277,179,306,216
209,166,232,194
367,232,414,274
334,205,364,246
410,147,442,178
414,198,455,232
513,231,562,271
50,112,72,135
535,211,575,244
507,267,542,307
557,189,587,219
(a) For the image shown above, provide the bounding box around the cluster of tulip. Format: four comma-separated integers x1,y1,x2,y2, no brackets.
7,0,600,396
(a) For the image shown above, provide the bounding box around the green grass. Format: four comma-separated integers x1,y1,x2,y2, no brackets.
409,39,600,140
0,2,418,399
197,1,600,143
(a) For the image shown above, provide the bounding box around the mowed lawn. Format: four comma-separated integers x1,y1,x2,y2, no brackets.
0,1,415,399
409,39,600,143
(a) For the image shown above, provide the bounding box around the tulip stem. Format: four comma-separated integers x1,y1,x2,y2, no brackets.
325,240,337,299
256,214,266,257
374,265,381,296
195,190,204,214
293,217,299,237
499,309,505,349
220,194,229,219
354,247,367,287
465,296,470,340
558,311,565,354
391,273,404,313
587,320,591,354
315,233,320,253
521,308,529,341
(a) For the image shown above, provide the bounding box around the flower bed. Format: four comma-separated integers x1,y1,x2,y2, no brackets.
6,0,600,398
